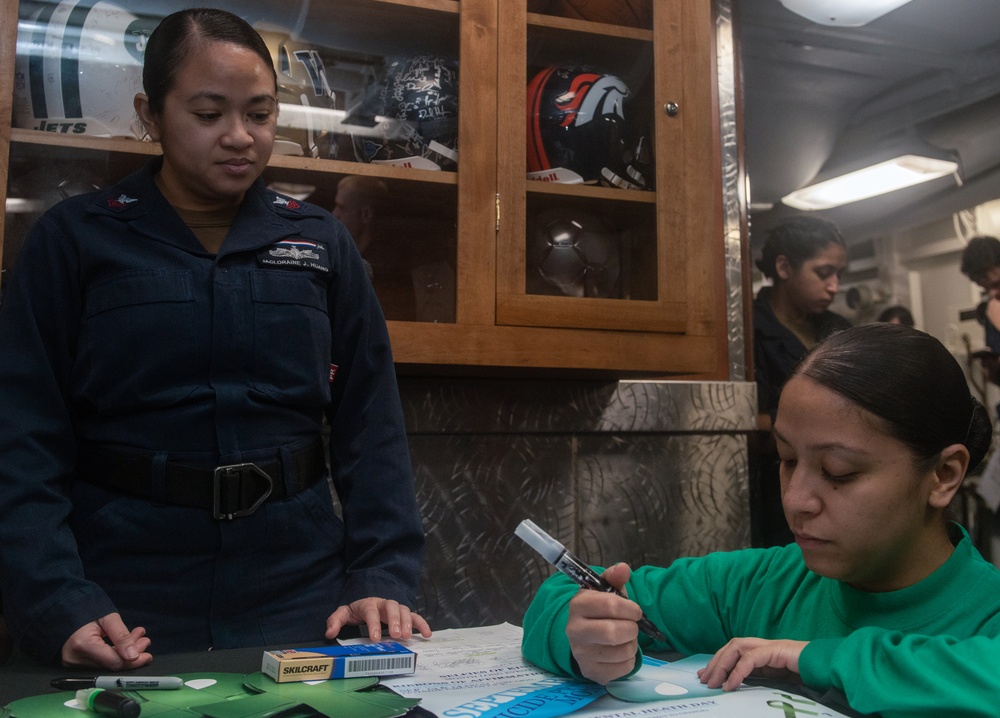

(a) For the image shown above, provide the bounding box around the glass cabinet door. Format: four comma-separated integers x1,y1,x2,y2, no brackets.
496,0,720,337
5,0,464,324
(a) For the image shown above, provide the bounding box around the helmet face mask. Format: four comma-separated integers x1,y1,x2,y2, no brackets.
13,0,156,139
526,64,651,190
350,54,459,171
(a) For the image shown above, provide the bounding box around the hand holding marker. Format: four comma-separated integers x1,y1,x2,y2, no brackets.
515,519,667,642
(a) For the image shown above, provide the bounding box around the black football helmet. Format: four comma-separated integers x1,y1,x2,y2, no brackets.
526,64,651,190
352,54,459,171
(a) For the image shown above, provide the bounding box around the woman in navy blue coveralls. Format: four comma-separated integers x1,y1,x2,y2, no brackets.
0,8,429,669
751,216,851,547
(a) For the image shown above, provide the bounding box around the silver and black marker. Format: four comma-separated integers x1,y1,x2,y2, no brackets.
516,518,667,642
52,676,184,691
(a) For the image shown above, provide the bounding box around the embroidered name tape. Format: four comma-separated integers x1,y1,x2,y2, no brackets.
258,240,331,273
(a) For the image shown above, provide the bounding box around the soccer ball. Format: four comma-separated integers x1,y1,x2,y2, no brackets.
527,207,622,298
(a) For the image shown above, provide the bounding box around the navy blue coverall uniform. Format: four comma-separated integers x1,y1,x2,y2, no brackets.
751,285,851,546
753,285,852,419
0,158,424,665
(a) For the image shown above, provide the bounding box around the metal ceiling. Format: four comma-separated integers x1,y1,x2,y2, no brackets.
738,0,1000,244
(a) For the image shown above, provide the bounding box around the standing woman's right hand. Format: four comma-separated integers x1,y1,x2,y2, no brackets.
61,612,153,669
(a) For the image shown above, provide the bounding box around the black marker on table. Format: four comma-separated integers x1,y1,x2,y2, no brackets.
516,518,668,643
52,676,183,690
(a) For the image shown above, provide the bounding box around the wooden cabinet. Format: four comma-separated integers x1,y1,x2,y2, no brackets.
0,0,727,377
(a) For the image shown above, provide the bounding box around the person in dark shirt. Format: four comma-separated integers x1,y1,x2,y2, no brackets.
332,175,417,321
877,305,915,327
752,215,851,546
0,8,429,669
960,235,1000,387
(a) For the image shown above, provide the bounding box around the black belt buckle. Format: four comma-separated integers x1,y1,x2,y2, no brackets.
212,463,273,520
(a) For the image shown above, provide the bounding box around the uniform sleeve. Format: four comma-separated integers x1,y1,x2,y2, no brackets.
0,212,118,665
754,350,777,416
799,628,1000,718
323,224,424,608
521,551,769,679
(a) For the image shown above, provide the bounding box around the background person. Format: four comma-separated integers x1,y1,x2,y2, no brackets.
960,235,1000,386
752,215,852,546
0,8,428,670
876,304,915,327
332,175,417,320
521,323,1000,716
959,234,1000,524
333,174,388,257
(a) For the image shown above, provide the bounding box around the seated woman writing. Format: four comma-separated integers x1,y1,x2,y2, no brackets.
521,323,1000,716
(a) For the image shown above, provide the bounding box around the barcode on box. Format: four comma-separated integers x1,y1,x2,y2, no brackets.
346,656,414,675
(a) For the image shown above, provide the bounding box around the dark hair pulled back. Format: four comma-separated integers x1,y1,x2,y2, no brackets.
959,235,1000,283
756,215,846,281
792,323,992,472
142,8,276,116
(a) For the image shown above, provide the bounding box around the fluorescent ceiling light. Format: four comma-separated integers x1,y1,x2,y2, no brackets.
781,155,959,210
779,0,914,27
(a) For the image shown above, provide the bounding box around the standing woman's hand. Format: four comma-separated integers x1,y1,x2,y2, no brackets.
325,598,432,643
61,612,152,669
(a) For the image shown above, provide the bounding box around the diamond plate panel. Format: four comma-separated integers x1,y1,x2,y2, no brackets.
404,379,754,631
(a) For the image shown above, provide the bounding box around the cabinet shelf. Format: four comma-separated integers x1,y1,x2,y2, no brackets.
372,0,459,12
524,181,656,203
527,11,653,41
11,128,160,156
267,155,458,185
11,129,458,186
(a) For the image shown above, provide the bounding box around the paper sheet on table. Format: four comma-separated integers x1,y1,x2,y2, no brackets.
342,623,855,718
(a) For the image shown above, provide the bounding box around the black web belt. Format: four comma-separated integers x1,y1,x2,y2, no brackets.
76,438,326,520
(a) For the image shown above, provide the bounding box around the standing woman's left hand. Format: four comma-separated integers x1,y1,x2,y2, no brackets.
697,637,807,691
325,598,432,642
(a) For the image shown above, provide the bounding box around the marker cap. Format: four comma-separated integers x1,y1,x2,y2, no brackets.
515,519,565,563
76,689,141,718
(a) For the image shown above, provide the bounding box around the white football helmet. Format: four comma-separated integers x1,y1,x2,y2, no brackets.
13,0,155,138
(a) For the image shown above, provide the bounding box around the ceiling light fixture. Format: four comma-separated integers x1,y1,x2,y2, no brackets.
781,155,959,211
778,0,914,27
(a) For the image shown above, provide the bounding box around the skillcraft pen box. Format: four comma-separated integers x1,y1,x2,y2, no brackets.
262,642,417,682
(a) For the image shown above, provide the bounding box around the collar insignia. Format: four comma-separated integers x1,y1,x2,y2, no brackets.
107,194,139,210
273,196,303,211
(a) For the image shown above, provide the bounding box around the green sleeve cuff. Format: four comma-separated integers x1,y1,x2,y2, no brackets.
797,637,842,690
542,605,644,681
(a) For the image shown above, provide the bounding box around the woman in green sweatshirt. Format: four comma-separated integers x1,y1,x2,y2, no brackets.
521,323,1000,717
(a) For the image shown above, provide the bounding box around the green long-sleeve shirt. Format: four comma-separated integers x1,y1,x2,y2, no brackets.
521,525,1000,717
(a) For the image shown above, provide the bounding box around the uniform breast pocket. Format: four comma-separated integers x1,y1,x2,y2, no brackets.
77,270,200,411
250,269,332,406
